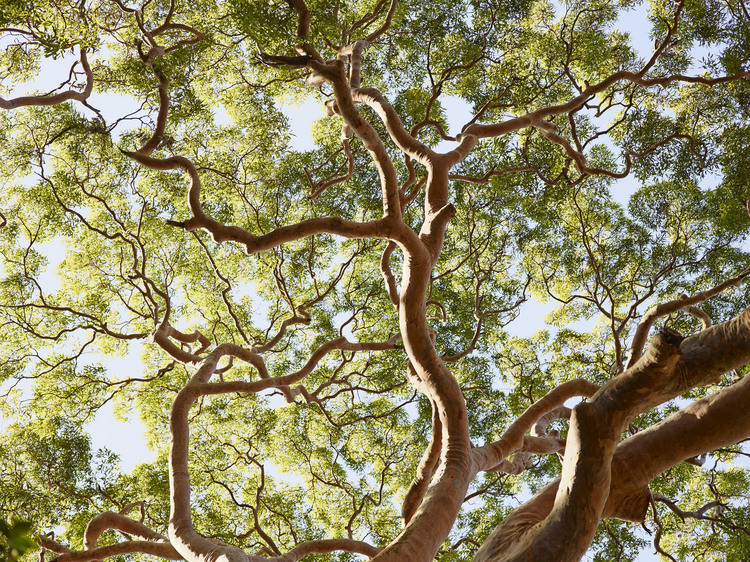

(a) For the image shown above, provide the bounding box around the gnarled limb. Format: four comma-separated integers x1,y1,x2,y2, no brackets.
40,532,181,562
123,150,398,250
380,241,400,309
167,333,402,560
627,267,750,368
309,60,402,220
0,49,93,109
401,402,442,525
460,0,746,158
151,23,204,55
205,336,402,397
532,406,571,437
264,538,380,561
472,378,598,473
649,494,678,562
685,305,712,330
134,64,170,156
285,0,310,39
82,511,180,562
652,495,726,522
351,87,437,167
474,307,750,561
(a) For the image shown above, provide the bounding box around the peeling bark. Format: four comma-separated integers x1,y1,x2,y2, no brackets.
474,308,750,561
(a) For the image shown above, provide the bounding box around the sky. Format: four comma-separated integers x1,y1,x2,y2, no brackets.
81,86,665,562
1,1,724,559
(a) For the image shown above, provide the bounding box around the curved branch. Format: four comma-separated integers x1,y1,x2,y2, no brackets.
285,0,310,39
685,305,712,330
472,379,598,473
265,538,380,561
401,402,442,525
41,536,180,562
202,336,401,396
652,495,728,522
463,54,750,142
135,64,170,156
152,23,205,54
339,40,369,89
532,406,571,437
168,335,400,561
352,87,436,166
380,241,400,308
475,307,750,561
153,324,211,364
76,511,180,562
627,266,750,368
122,150,397,251
364,0,398,43
310,61,402,220
0,48,93,109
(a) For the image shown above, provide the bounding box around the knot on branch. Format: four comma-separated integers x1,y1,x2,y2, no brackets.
306,59,343,88
432,203,456,222
137,40,165,66
255,52,313,68
615,487,651,523
146,45,165,60
659,327,685,349
325,99,341,116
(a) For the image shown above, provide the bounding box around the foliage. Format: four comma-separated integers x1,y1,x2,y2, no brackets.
0,0,749,561
0,519,35,562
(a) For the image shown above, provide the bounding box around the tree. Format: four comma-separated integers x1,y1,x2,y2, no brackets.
1,0,750,560
0,518,35,562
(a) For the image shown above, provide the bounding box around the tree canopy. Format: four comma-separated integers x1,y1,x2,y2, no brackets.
1,0,750,560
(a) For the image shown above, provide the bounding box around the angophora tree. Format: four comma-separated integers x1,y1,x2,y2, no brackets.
2,0,750,560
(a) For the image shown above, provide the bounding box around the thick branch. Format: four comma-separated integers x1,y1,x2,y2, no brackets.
474,307,750,560
401,403,442,524
352,87,436,166
311,61,402,220
285,0,310,39
473,379,598,473
44,538,180,562
627,267,750,368
463,69,750,143
266,538,379,561
123,150,397,251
